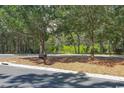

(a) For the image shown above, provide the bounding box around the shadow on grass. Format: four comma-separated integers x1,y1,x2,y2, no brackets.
0,72,124,88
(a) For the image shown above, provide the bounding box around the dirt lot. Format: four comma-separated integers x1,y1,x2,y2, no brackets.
1,56,124,77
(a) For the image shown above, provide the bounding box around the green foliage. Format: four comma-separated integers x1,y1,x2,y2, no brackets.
61,45,87,54
0,5,124,55
88,44,100,53
62,46,75,54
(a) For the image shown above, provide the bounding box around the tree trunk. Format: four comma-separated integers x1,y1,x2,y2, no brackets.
99,40,104,53
90,30,95,61
39,31,46,57
108,40,111,55
55,35,61,53
70,33,77,54
39,31,48,64
76,33,80,54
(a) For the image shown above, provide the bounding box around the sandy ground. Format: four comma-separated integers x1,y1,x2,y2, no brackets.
1,56,124,77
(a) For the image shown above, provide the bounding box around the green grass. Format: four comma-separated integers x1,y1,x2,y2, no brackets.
61,45,87,54
46,44,119,54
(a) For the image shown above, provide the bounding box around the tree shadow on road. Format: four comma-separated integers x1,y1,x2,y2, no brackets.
0,74,11,79
2,73,88,88
0,72,124,88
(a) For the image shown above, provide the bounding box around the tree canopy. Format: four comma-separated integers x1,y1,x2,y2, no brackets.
0,5,124,61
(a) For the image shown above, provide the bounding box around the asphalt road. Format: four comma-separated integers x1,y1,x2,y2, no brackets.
0,54,124,59
0,54,17,58
0,65,124,88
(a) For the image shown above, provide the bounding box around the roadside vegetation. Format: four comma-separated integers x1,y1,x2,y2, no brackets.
0,5,124,65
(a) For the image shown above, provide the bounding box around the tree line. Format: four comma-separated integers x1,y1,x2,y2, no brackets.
0,5,124,62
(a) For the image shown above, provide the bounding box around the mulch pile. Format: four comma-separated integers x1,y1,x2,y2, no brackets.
21,56,124,67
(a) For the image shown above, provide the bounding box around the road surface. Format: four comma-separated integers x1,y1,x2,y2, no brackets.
0,54,124,59
0,65,124,88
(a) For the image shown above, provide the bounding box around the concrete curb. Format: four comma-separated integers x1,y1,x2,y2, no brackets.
1,62,124,81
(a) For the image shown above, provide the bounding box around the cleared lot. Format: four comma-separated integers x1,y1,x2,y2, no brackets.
0,65,124,88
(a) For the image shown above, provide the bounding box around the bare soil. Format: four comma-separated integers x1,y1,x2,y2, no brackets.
1,56,124,77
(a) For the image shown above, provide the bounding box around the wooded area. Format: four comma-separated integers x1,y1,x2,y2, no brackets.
0,5,124,61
